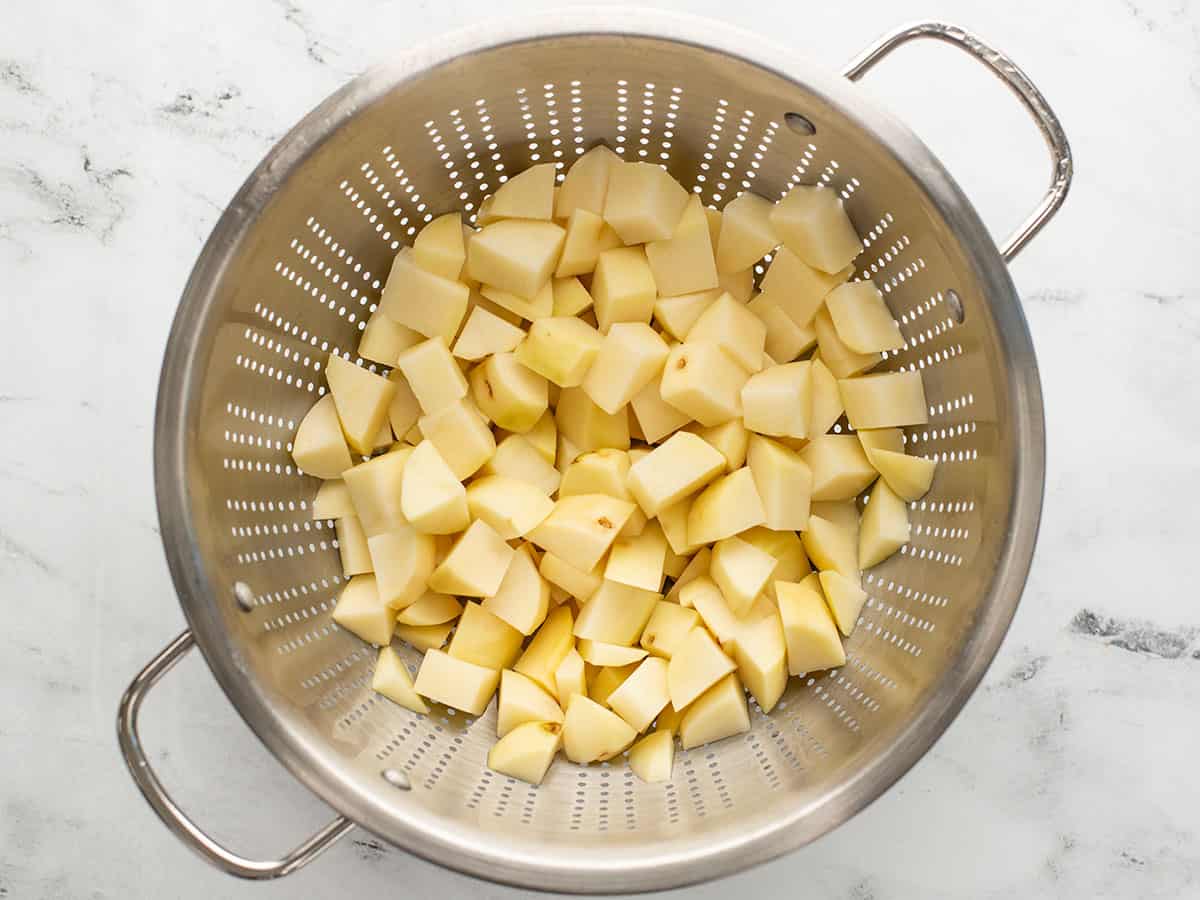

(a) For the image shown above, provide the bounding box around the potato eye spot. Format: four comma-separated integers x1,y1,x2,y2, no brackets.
596,516,614,529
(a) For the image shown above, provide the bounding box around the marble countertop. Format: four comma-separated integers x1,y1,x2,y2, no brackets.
2,0,1198,897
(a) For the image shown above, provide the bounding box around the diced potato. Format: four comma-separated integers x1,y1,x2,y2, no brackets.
839,371,929,429
555,209,624,277
332,574,394,645
710,536,776,617
629,729,674,783
293,393,353,479
659,342,749,427
483,544,550,635
574,579,660,645
335,516,373,576
428,520,515,597
413,399,492,481
606,657,670,732
818,570,867,637
857,427,905,456
515,316,603,387
466,476,554,540
687,467,766,545
400,440,468,534
444,601,524,671
414,648,500,716
730,606,787,712
552,276,594,317
490,163,556,220
746,435,812,532
480,434,561,495
514,605,575,693
555,144,618,219
467,219,566,300
813,307,879,379
312,479,355,519
870,448,936,501
645,195,719,297
716,192,778,273
664,547,711,604
359,307,423,366
379,248,469,342
740,527,811,601
372,646,429,713
808,355,845,437
539,552,604,603
577,639,649,667
759,246,853,324
686,293,767,373
747,294,817,363
555,386,630,453
800,434,878,501
770,185,862,274
826,280,904,353
591,246,657,333
452,306,526,361
603,160,689,244
630,376,692,444
470,352,548,433
679,673,750,749
717,267,754,302
589,663,639,705
339,451,407,533
860,478,910,568
740,361,812,439
497,669,563,738
667,627,737,710
527,493,635,572
395,591,462,627
561,694,637,763
366,525,436,609
325,354,397,455
685,419,749,473
413,212,466,280
581,323,670,414
665,550,689,578
395,620,454,652
657,495,703,557
627,431,726,517
395,338,469,415
776,575,846,674
481,279,555,322
525,410,557,464
605,521,668,592
640,601,701,658
487,720,563,785
558,450,643,533
801,514,859,581
652,288,721,341
554,648,587,705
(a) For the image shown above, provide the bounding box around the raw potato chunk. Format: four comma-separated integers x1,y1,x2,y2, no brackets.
589,663,638,705
801,514,859,580
606,657,670,732
562,694,637,763
526,410,558,464
342,452,409,536
527,493,635,572
746,435,813,532
688,467,766,545
552,276,594,317
401,440,469,534
687,419,749,472
574,580,659,645
603,161,689,244
664,548,711,604
813,307,879,379
641,601,701,658
818,570,868,637
808,356,845,437
801,434,878,501
860,478,910,568
770,185,862,274
379,249,469,342
748,293,817,363
653,288,721,341
716,192,777,273
414,649,500,716
429,521,514,598
554,649,587,705
359,308,422,366
591,246,657,332
490,162,556,220
605,519,668,590
448,602,524,670
466,476,554,540
452,306,525,361
481,434,561,495
514,605,574,693
367,525,436,609
870,449,936,500
857,427,905,456
293,394,353,479
372,646,429,713
630,377,692,444
497,669,564,738
413,212,466,280
658,496,703,557
826,281,904,353
581,323,670,414
627,431,726,516
540,552,603,603
718,266,754,302
395,620,453,652
325,354,396,455
467,220,566,300
731,606,788,712
644,195,719,297
396,338,469,415
776,575,846,674
470,352,549,433
484,544,550,635
555,144,618,219
710,536,776,617
740,361,812,438
336,516,373,576
481,279,555,322
839,371,929,429
556,209,623,277
629,730,674,783
760,246,853,324
419,399,495,481
488,721,563,785
679,578,735,644
332,575,395,646
679,673,750,749
668,627,737,710
577,639,649,667
558,449,645,538
659,342,749,427
555,387,630,453
312,479,355,519
687,293,767,373
396,591,462,626
516,316,603,387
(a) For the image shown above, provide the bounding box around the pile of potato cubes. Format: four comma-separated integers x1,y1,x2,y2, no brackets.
290,145,936,785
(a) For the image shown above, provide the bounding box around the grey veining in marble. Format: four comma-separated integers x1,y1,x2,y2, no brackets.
1,0,1198,897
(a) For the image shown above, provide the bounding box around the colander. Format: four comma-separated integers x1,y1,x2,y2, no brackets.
117,11,1071,893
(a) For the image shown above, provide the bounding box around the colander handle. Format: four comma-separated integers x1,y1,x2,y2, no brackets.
117,630,355,879
842,21,1073,262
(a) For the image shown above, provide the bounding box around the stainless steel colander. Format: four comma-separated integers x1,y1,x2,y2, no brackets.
117,11,1071,893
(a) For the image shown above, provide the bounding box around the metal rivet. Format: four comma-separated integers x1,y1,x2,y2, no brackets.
946,288,965,323
784,112,816,136
233,581,255,612
382,768,411,790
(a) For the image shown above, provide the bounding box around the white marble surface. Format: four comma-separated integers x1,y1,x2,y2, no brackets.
2,0,1198,897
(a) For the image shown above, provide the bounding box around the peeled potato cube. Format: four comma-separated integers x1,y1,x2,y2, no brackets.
740,527,811,601
395,591,462,627
668,627,737,711
687,292,767,373
653,288,721,341
777,575,846,674
645,195,719,297
577,639,649,667
324,354,396,455
603,160,689,244
710,536,776,617
555,387,630,453
515,316,603,387
589,663,638,705
335,516,373,576
800,434,878,501
718,267,754,302
746,435,812,532
802,515,859,581
372,646,429,713
466,476,554,540
580,322,670,415
679,673,750,749
552,276,594,317
641,601,701,659
429,521,514,598
826,280,904,353
554,648,587,705
558,448,639,515
628,729,674,782
591,246,657,333
770,185,862,273
490,162,556,220
679,576,738,643
342,451,409,536
740,361,812,439
525,410,558,464
514,606,574,693
497,669,563,738
730,606,787,712
395,338,469,416
488,720,562,785
556,144,618,218
470,352,548,433
760,246,853,325
417,401,493,481
412,212,466,280
539,552,603,603
686,419,749,472
818,570,867,637
659,342,749,427
395,620,453,652
574,579,660,645
808,356,845,436
332,575,394,645
399,441,468,534
629,377,691,445
367,524,436,609
716,192,778,273
528,493,634,573
483,544,550,635
870,448,936,500
814,307,879,379
452,306,526,361
627,431,726,517
379,248,469,342
481,279,555,322
445,602,524,672
359,307,423,366
312,479,355,519
414,648,499,716
556,209,623,277
293,394,353,478
481,434,561,495
606,657,670,732
562,694,637,763
860,478,911,568
664,548,711,604
467,219,565,300
839,371,929,430
687,467,766,545
657,495,702,557
748,293,818,363
857,427,905,457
